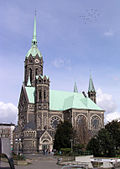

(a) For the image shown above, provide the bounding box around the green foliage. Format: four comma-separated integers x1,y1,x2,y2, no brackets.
53,121,74,151
105,120,120,151
60,148,71,155
87,120,120,157
13,154,26,161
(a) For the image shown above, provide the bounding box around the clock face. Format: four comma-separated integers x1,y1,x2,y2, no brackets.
35,59,39,63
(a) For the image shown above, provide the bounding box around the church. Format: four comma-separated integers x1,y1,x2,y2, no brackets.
13,16,104,154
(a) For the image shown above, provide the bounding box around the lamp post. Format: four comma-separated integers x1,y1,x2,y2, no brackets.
15,138,21,155
70,139,73,153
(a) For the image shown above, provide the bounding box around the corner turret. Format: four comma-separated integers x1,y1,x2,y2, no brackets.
88,75,96,103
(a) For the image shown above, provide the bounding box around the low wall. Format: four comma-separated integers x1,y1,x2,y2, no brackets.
75,155,93,163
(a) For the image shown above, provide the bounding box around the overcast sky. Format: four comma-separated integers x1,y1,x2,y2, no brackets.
0,0,120,124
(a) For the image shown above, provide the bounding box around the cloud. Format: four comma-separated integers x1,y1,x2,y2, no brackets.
0,101,18,124
52,57,71,70
104,30,114,37
97,88,120,122
106,112,120,122
97,88,117,113
53,58,65,68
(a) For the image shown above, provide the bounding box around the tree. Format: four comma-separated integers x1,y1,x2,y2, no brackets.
53,121,74,151
87,120,120,157
87,128,115,157
75,118,90,147
105,120,120,151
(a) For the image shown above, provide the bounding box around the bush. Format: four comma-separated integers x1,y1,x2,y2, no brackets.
13,154,26,161
60,148,71,155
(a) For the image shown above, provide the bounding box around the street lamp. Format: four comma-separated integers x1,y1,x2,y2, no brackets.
70,139,73,153
15,138,21,155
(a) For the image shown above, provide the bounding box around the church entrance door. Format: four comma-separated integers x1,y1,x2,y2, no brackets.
42,144,49,154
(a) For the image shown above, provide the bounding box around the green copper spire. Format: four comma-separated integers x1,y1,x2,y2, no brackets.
26,14,42,58
27,76,31,87
88,75,95,92
32,15,37,46
74,82,78,93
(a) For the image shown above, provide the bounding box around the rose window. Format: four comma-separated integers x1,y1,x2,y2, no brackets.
51,116,60,129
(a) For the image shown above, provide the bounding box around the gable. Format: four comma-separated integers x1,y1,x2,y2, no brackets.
25,86,35,103
18,85,29,108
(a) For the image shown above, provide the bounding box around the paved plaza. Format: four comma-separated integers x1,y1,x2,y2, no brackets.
0,155,62,169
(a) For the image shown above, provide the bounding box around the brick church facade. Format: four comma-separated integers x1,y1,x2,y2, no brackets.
13,16,104,153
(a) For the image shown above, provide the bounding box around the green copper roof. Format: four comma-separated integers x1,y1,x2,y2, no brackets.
25,87,103,111
36,75,49,79
25,87,35,103
74,82,78,93
26,15,42,58
88,76,95,92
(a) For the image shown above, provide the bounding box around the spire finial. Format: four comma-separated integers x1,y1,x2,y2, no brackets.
32,11,37,46
74,82,78,93
35,9,37,16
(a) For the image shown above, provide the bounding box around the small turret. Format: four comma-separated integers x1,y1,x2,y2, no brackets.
88,75,96,103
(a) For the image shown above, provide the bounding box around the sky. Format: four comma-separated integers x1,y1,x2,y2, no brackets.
0,0,120,124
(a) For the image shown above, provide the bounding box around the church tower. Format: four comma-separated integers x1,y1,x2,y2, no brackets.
88,75,96,103
24,15,43,86
35,75,50,130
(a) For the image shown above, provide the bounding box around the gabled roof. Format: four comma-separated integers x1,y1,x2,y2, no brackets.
25,87,35,103
50,90,102,111
25,87,103,111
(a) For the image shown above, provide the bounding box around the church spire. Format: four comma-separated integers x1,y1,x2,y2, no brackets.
88,75,96,103
88,75,95,92
74,82,78,93
32,13,37,46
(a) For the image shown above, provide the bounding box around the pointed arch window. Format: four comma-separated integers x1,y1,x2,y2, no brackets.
30,68,32,83
44,90,46,100
39,90,42,101
35,68,38,76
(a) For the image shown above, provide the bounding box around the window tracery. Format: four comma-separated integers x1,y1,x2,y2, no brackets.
91,115,101,130
76,115,86,126
50,116,60,129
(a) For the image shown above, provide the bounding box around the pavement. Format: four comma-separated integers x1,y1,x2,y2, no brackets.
0,154,62,169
